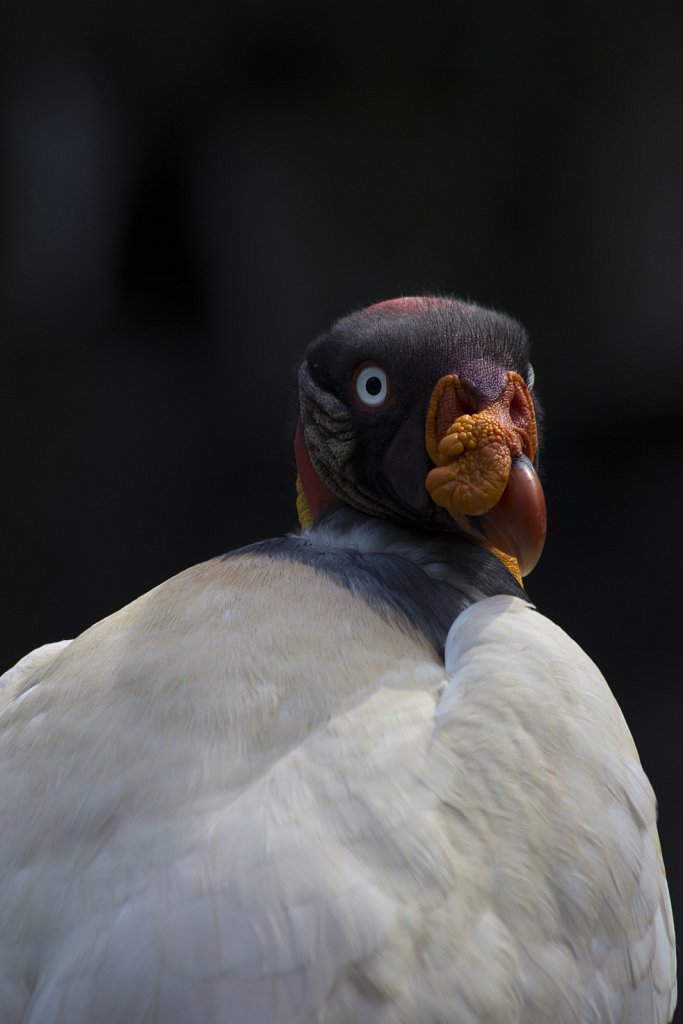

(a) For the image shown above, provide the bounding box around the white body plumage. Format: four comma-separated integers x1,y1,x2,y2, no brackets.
0,547,675,1023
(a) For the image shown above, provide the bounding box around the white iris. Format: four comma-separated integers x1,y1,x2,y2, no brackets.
355,366,389,407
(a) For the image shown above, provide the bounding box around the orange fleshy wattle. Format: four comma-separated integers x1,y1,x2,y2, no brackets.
424,372,544,577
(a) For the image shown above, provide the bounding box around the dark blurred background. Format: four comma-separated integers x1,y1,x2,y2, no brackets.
1,0,681,1004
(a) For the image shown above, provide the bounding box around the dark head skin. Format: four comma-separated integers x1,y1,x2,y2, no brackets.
297,297,541,550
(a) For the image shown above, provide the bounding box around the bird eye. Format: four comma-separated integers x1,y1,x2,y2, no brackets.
354,364,390,408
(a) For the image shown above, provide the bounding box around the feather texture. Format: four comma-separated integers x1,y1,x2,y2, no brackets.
0,552,675,1022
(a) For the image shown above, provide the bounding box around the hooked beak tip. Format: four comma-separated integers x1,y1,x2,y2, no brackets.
479,455,547,577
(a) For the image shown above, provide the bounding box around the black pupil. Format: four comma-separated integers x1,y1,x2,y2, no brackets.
366,375,383,396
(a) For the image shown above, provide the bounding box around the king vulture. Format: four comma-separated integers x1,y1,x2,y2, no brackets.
0,296,676,1024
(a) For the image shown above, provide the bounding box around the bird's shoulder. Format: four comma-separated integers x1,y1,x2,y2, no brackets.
0,540,446,779
419,596,677,1023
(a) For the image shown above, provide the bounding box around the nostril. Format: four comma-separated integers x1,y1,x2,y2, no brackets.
426,375,480,464
457,387,476,416
510,388,530,429
433,379,476,444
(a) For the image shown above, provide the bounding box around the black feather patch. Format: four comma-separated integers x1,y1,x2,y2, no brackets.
225,509,528,659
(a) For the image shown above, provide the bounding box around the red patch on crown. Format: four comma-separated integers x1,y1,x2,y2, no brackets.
366,296,454,316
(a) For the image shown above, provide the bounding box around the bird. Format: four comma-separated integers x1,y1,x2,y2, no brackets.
0,295,676,1024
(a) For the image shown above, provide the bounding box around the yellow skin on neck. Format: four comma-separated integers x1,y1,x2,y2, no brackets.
296,475,315,531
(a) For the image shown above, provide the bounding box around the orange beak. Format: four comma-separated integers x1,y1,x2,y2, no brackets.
424,372,546,578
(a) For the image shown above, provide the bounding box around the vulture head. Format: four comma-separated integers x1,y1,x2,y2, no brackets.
295,296,546,581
